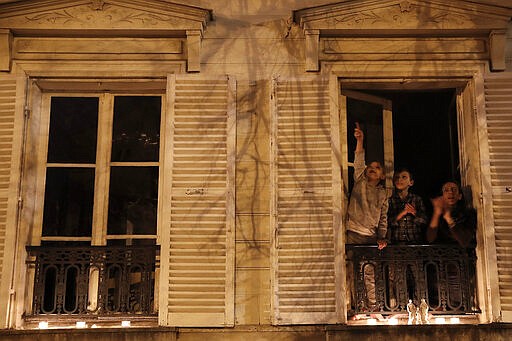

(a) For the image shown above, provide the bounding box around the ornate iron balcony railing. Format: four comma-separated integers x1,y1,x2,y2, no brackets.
346,244,478,315
26,245,159,318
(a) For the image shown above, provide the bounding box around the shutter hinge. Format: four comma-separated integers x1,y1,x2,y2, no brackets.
24,106,30,119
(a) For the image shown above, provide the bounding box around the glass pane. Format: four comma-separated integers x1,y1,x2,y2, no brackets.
346,97,384,164
346,98,384,192
47,97,99,163
42,168,94,237
107,167,158,235
111,96,161,162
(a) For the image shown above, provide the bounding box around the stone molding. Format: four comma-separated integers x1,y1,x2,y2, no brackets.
0,0,211,31
0,29,12,71
489,30,507,71
293,0,512,72
0,0,212,72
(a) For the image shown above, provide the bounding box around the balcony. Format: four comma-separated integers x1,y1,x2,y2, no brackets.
25,245,159,324
346,244,478,316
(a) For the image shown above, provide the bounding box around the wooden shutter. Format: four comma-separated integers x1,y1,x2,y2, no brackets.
159,74,235,327
484,73,512,321
0,73,25,328
270,76,343,324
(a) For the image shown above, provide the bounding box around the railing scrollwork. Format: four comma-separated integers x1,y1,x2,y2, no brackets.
346,244,478,315
26,245,159,318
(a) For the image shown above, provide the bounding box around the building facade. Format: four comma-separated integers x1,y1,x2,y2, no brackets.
0,0,512,338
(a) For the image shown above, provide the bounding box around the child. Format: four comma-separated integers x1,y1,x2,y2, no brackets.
386,168,428,307
387,168,427,244
346,122,388,248
346,122,388,311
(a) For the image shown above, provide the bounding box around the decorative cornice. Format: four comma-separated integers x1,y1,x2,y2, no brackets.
0,1,212,72
323,4,472,29
294,0,512,32
294,0,512,72
0,0,212,33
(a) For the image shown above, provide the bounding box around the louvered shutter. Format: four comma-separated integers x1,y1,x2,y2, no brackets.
271,76,343,324
484,73,512,321
0,73,25,328
160,74,235,327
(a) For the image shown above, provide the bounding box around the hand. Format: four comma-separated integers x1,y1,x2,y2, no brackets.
431,196,445,216
443,210,455,227
377,239,387,250
354,122,364,142
404,203,416,216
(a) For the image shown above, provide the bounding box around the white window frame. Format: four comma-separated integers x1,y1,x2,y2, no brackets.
32,92,165,245
25,90,167,318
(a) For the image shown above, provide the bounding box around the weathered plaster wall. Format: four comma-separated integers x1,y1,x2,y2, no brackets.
183,3,322,325
1,0,511,331
176,0,512,326
235,80,271,324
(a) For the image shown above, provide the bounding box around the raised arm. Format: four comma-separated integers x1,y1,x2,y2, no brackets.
427,196,443,243
354,122,364,153
353,122,366,180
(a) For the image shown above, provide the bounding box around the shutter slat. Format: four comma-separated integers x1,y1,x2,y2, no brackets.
485,74,512,320
163,75,234,327
272,78,338,324
0,80,13,281
0,74,23,328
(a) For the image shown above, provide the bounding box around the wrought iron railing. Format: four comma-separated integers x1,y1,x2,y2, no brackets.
26,245,159,318
346,244,478,315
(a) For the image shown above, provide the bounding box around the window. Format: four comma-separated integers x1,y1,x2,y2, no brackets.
340,88,459,201
341,89,393,192
28,93,163,318
39,94,162,244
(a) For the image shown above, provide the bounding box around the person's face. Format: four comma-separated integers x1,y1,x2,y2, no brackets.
393,171,414,191
442,182,462,206
366,161,385,182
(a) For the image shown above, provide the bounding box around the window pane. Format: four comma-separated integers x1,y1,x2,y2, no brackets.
42,168,94,236
346,98,384,165
107,167,158,235
111,96,161,162
346,98,384,192
47,97,99,163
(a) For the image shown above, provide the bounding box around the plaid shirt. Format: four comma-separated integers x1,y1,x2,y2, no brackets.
387,191,427,244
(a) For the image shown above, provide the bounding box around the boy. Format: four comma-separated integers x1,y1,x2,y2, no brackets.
346,122,388,249
387,168,427,244
387,168,427,307
346,122,388,311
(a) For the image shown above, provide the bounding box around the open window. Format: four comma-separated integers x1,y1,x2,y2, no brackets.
340,86,460,204
340,83,478,317
340,89,394,194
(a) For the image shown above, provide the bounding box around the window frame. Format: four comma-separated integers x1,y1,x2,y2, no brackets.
339,88,394,194
31,92,166,246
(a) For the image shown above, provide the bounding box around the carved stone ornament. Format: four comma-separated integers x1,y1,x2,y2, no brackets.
24,5,180,27
399,1,412,13
0,0,211,31
294,0,512,31
294,0,512,72
89,0,106,11
323,3,471,29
